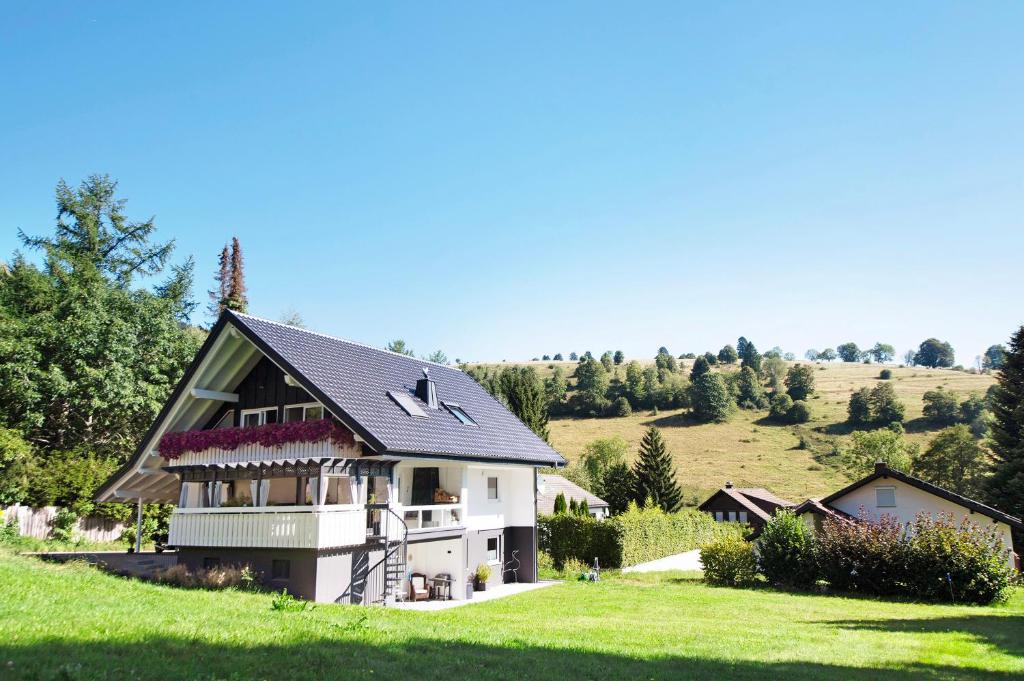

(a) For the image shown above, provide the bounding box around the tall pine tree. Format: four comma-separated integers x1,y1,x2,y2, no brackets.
207,244,230,317
631,426,683,512
987,325,1024,529
227,236,248,312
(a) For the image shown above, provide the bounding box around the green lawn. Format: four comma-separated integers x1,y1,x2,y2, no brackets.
1,552,1021,680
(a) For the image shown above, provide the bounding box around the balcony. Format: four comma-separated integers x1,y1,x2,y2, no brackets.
168,504,367,549
397,503,463,533
170,439,353,467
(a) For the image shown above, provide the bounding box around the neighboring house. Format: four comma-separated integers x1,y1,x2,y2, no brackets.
795,462,1022,570
537,474,609,519
698,482,794,537
95,311,565,603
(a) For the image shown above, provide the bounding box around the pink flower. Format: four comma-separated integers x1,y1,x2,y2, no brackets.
159,418,355,459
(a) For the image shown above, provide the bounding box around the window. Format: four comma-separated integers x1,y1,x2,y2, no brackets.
487,476,499,501
486,536,500,564
714,511,724,522
727,511,737,521
876,486,897,507
271,559,290,580
388,390,427,418
241,407,277,428
443,403,477,426
211,410,234,429
738,511,748,523
284,403,325,423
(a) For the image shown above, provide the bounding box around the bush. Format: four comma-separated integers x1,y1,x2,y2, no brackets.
538,504,743,569
769,393,793,421
816,513,910,597
879,369,892,380
756,510,817,588
50,508,78,543
786,400,811,424
905,513,1014,604
612,396,632,417
701,536,758,587
536,550,555,575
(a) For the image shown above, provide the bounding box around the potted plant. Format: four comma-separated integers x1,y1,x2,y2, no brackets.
474,563,492,591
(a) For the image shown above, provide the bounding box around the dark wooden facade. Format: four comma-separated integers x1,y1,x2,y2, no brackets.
204,356,315,429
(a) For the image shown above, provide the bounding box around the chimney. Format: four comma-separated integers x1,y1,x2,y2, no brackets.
415,367,438,409
874,461,888,475
724,481,733,489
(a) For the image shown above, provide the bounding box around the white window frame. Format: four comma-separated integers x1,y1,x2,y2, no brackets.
486,536,501,565
876,486,897,508
486,476,499,502
241,407,277,428
283,402,325,423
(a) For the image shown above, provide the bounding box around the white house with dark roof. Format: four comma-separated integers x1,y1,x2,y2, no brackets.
795,462,1022,570
96,311,565,603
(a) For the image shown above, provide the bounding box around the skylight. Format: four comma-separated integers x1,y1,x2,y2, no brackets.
444,403,477,426
388,390,427,418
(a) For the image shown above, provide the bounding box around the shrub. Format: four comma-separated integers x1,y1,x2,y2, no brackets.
536,551,555,575
553,492,567,515
538,505,742,569
50,509,78,543
0,515,20,543
816,513,910,597
879,369,892,380
905,513,1014,604
560,557,590,579
769,393,793,421
923,388,960,426
152,563,259,591
847,387,873,425
271,589,312,612
756,510,817,588
701,536,758,587
612,396,632,417
786,400,811,424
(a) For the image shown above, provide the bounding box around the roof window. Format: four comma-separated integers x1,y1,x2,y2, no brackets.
388,390,427,418
443,402,477,426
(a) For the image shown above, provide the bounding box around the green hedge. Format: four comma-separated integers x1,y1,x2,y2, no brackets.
539,503,746,569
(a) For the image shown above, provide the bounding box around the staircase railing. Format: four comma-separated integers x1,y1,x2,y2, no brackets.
364,504,408,606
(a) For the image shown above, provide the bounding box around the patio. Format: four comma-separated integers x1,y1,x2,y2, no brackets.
391,579,558,611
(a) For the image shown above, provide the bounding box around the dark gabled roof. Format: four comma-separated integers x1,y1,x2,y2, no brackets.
537,474,608,515
793,498,856,523
228,312,565,466
820,462,1024,530
698,488,772,522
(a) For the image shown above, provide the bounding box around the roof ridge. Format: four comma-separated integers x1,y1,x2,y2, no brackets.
228,311,457,371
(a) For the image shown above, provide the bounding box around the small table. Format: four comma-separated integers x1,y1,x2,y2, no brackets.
429,575,453,601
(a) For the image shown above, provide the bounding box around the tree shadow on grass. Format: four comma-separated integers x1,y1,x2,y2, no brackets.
642,412,705,429
0,634,1017,681
826,615,1024,660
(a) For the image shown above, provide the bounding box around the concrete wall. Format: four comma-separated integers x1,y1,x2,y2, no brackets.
829,478,1017,569
177,547,319,600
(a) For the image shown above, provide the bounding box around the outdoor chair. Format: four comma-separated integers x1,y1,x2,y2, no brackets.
409,573,429,601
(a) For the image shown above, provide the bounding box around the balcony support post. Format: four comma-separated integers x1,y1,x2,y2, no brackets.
135,496,143,553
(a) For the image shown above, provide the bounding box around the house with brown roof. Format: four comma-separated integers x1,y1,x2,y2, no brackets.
697,483,794,537
795,462,1022,570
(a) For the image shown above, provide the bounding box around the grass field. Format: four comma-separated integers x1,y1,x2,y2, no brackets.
470,360,995,502
1,552,1021,680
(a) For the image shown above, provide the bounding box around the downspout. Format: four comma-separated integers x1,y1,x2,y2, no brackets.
135,496,143,554
533,467,538,583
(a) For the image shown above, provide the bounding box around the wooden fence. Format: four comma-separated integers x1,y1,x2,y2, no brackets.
1,504,126,543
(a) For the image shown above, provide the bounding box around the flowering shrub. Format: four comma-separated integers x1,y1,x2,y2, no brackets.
158,419,355,460
816,510,910,596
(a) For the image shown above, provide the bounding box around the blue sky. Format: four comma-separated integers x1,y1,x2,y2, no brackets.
2,2,1022,364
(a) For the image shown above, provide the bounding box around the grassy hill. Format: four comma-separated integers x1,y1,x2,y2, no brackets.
468,360,995,504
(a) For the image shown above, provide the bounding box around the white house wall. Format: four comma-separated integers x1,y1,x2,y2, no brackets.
829,478,1016,569
464,464,535,530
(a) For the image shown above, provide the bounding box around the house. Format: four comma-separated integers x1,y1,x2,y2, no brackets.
95,311,565,603
795,462,1022,570
537,474,609,519
698,483,794,537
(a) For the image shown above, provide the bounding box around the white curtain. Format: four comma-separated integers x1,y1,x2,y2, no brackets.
250,480,260,506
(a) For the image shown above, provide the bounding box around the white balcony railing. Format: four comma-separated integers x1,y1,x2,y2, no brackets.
397,503,463,533
168,504,366,549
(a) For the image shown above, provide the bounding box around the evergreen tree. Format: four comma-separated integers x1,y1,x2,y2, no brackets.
568,497,578,514
690,355,711,381
600,461,635,515
631,427,683,512
987,326,1024,525
226,237,248,312
553,492,568,514
497,366,550,441
735,366,767,409
690,372,733,422
208,244,230,317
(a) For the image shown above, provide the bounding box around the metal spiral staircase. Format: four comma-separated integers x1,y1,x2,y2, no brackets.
364,503,408,606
